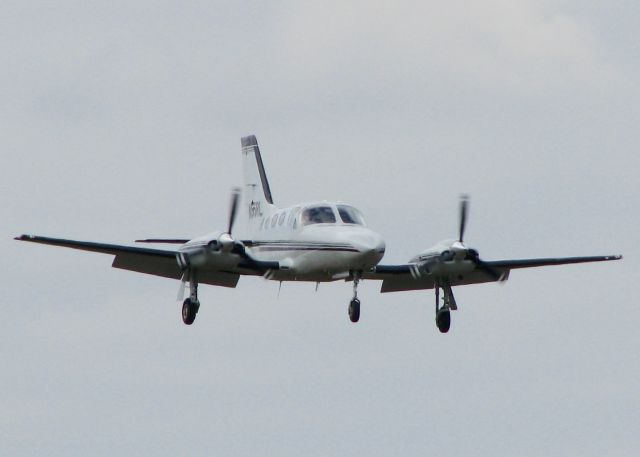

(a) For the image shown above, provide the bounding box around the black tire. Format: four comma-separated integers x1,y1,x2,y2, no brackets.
436,309,451,333
348,298,360,323
182,298,199,325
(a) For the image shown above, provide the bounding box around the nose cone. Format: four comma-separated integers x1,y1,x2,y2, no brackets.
348,230,386,265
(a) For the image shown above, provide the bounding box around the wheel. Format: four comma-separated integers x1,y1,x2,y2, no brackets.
348,298,360,323
182,298,199,325
436,309,451,333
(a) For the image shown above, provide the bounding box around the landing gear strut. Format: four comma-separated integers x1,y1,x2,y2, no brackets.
435,282,456,333
348,272,361,323
182,276,200,325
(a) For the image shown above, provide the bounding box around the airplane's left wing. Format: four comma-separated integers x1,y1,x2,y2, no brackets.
14,234,241,288
365,255,622,293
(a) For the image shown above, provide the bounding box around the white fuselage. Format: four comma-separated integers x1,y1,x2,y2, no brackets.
247,201,385,281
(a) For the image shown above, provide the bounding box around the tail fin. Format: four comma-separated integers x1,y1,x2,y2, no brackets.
241,135,276,234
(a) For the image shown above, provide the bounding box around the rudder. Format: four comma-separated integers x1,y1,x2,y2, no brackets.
241,135,276,234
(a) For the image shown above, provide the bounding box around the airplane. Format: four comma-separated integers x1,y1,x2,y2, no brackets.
15,135,622,333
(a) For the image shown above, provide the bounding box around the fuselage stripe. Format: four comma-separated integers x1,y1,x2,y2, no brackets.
252,246,360,253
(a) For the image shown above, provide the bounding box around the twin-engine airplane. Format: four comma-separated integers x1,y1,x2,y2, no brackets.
16,136,622,332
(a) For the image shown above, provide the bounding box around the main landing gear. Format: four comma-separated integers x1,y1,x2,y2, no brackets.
348,273,361,323
435,282,457,333
182,277,200,325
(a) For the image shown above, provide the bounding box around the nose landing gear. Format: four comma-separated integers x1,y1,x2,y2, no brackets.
348,272,361,323
349,298,360,323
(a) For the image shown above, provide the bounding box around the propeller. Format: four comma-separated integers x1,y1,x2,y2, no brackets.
177,271,187,301
459,194,468,242
227,187,241,235
177,187,242,301
220,186,276,270
454,195,506,282
467,249,506,282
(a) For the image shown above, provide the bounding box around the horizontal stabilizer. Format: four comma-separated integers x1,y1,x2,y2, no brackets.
135,239,190,244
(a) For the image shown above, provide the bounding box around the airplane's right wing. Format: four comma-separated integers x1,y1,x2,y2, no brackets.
365,255,622,293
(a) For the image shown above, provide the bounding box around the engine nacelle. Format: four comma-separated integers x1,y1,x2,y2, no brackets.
408,240,480,277
208,233,235,253
177,231,245,270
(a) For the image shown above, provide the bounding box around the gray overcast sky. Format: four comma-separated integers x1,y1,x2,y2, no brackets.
2,1,639,456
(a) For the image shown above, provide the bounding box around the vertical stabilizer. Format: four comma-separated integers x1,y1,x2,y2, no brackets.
241,135,276,235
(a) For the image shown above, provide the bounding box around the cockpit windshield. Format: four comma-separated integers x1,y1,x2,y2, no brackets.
337,205,365,225
301,206,336,225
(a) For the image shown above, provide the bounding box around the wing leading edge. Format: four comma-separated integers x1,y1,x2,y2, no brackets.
367,254,622,293
484,255,622,269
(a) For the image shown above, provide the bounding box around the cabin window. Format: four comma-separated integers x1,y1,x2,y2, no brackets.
278,212,286,226
301,206,336,225
288,207,300,226
337,205,365,225
259,218,265,230
271,214,278,228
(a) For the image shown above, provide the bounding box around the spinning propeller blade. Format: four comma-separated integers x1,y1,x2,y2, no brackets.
473,258,506,282
227,187,241,235
459,194,468,243
177,271,187,301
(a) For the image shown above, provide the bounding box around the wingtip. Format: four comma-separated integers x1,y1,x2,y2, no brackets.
14,234,31,241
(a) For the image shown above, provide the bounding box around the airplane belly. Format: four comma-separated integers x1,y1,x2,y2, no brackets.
291,250,353,275
250,246,358,281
